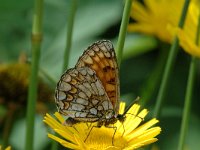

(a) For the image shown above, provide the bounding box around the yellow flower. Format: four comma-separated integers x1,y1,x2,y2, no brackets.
0,146,11,150
129,0,200,57
44,103,161,150
172,1,200,58
128,0,184,43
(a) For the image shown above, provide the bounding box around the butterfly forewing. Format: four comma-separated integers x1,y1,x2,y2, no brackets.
55,40,120,125
76,40,120,115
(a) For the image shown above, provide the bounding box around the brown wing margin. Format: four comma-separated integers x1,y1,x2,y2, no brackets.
75,40,120,114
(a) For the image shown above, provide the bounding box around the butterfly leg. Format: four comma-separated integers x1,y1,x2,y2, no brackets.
112,125,117,146
84,121,103,143
121,123,125,137
84,125,96,143
86,122,93,129
104,125,117,146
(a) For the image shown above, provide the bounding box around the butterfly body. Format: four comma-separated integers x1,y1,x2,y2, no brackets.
55,40,120,127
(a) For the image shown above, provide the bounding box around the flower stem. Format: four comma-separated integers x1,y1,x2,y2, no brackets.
140,43,169,106
117,0,133,67
2,103,17,149
177,57,197,150
153,0,190,118
177,5,200,150
62,0,77,71
25,0,43,150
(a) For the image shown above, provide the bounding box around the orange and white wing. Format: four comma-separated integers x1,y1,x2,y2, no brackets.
76,40,120,115
55,67,114,122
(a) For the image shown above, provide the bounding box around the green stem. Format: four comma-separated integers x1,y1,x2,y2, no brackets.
116,0,133,67
153,0,190,118
25,0,43,150
51,140,59,150
2,103,17,149
177,4,200,149
62,0,77,71
140,44,169,106
177,57,197,150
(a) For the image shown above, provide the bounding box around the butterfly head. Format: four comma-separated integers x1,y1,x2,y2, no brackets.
117,114,126,123
104,109,116,119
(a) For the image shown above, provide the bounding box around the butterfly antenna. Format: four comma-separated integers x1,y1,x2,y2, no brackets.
123,96,140,115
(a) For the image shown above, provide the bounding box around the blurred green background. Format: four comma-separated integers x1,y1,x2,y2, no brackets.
0,0,199,150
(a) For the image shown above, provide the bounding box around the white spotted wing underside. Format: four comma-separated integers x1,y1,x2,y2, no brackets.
55,40,120,123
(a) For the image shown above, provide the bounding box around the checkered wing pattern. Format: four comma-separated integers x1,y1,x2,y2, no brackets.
76,40,120,114
55,40,120,124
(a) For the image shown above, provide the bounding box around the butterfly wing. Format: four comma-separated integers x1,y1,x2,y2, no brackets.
76,40,120,115
55,67,114,122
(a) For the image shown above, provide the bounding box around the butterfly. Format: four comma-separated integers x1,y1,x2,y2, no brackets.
55,40,126,127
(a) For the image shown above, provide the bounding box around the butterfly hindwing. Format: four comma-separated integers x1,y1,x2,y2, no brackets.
55,67,114,122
